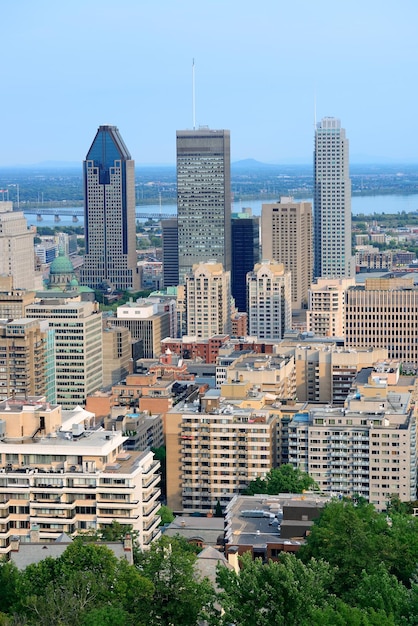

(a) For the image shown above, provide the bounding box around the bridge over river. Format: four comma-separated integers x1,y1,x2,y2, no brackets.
23,207,176,222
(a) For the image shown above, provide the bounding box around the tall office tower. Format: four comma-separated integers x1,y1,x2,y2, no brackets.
0,202,42,291
161,218,179,287
314,117,353,279
26,300,103,410
80,125,139,292
306,277,355,337
231,209,260,312
176,128,231,284
261,198,313,309
247,260,292,341
185,261,231,339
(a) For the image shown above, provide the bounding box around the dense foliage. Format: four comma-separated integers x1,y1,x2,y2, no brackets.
242,464,319,495
0,502,417,624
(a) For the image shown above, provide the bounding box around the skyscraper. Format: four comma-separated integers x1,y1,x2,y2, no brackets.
176,128,231,284
161,218,179,287
313,117,353,279
261,198,313,309
80,125,139,292
231,209,259,312
185,261,231,339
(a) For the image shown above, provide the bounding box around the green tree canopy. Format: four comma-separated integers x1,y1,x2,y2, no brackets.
243,464,319,496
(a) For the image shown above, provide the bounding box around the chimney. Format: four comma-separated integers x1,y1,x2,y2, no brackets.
227,546,240,573
30,524,40,543
124,534,133,565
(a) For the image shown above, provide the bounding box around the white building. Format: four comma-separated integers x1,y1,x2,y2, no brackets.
0,397,161,555
247,260,291,341
25,300,103,410
307,277,355,337
185,261,231,339
313,118,354,279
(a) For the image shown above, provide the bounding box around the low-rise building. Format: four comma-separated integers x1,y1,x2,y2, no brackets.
0,397,161,555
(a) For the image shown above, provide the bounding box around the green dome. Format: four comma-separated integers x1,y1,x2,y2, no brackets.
50,251,75,275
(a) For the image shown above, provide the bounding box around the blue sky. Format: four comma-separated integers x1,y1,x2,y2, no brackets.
2,0,418,166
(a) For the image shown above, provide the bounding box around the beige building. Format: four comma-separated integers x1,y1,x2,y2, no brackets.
0,319,56,403
345,276,418,365
166,387,277,512
185,261,231,339
279,340,388,405
110,299,170,358
25,299,103,410
261,198,313,309
0,202,43,291
307,277,355,337
0,280,36,318
102,324,132,387
287,374,417,510
0,397,161,554
247,261,292,341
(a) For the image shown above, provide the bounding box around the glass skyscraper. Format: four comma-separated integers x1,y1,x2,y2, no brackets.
176,128,231,284
313,117,353,279
80,125,139,291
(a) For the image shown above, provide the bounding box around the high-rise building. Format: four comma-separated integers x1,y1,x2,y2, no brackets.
25,300,103,410
261,198,312,309
313,117,353,279
80,125,139,292
185,261,231,339
176,128,231,283
0,202,42,291
161,218,179,288
247,260,292,341
231,209,259,312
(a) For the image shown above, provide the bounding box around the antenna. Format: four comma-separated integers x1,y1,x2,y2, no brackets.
192,58,196,130
314,91,317,128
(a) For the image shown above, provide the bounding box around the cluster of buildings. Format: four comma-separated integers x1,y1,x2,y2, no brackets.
0,117,417,556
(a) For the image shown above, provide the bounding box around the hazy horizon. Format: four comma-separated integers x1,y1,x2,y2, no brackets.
2,1,418,167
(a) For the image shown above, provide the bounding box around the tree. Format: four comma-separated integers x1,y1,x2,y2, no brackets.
158,504,174,526
298,499,396,597
215,500,223,517
136,535,216,625
243,464,319,496
216,552,336,625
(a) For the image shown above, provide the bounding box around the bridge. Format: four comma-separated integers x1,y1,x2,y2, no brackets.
22,207,176,221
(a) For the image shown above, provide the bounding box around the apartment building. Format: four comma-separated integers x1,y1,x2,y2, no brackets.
222,353,296,401
111,299,170,359
102,325,132,387
185,261,231,339
247,260,292,341
0,397,161,554
0,319,56,403
287,374,417,510
166,387,277,512
307,277,355,337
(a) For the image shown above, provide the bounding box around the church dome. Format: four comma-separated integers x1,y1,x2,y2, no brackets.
50,251,75,275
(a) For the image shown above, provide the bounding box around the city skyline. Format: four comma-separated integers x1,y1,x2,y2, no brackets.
1,1,418,167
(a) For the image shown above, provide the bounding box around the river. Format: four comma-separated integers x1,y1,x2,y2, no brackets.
27,194,418,229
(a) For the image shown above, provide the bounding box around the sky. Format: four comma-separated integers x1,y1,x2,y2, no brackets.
2,0,418,166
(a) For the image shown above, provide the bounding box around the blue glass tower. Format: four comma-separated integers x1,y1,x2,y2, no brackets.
80,125,139,291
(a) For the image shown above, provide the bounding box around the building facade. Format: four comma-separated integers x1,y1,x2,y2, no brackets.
161,218,179,288
247,261,292,341
313,118,353,279
307,277,355,337
0,398,161,554
80,125,139,292
25,300,103,410
345,276,418,365
0,202,42,291
185,262,231,339
231,210,259,312
261,198,312,309
177,128,231,283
